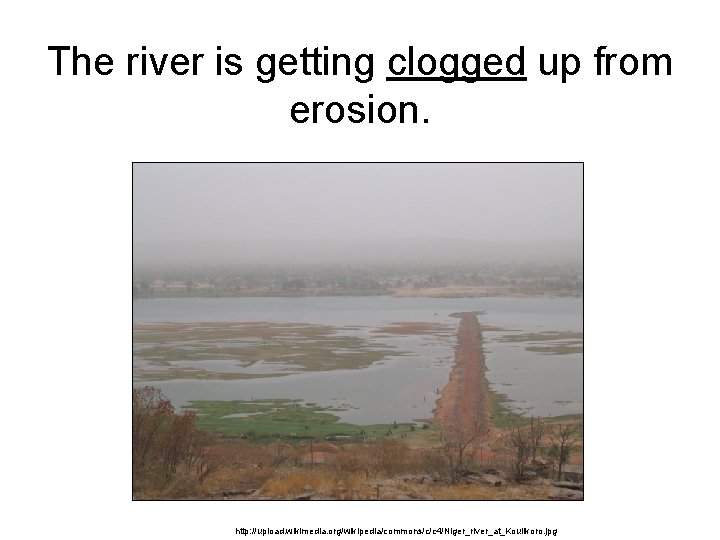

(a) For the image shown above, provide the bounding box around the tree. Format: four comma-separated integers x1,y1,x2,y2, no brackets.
548,424,577,481
133,386,215,491
185,431,217,485
132,386,174,469
506,425,531,481
500,417,548,482
528,416,546,462
437,421,482,483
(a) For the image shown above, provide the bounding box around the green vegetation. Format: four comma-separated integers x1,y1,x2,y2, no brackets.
488,389,527,429
526,344,583,355
487,389,583,430
184,399,418,444
499,331,583,342
371,322,453,335
545,414,583,439
132,260,584,300
134,322,404,381
133,386,583,500
131,366,288,381
498,331,583,355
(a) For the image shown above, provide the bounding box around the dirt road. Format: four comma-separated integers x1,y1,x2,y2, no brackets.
434,312,488,436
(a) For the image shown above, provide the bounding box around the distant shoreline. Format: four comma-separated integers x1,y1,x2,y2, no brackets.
132,289,583,300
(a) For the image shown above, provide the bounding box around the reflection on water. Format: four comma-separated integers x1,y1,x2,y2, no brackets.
133,296,582,423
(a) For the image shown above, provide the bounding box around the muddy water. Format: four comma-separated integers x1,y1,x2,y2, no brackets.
133,296,582,422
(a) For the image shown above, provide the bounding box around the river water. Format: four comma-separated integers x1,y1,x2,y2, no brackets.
133,296,582,423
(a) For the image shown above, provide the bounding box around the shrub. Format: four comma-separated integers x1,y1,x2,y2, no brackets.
132,386,216,495
369,439,409,476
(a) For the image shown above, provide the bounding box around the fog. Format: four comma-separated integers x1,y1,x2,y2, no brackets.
133,163,582,265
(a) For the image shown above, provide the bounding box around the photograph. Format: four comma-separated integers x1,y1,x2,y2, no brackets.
132,162,583,500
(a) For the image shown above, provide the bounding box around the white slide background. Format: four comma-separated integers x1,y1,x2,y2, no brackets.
2,1,718,538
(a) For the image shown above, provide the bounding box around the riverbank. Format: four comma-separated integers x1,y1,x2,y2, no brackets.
133,287,582,300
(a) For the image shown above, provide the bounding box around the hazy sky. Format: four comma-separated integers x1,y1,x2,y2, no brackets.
133,163,582,247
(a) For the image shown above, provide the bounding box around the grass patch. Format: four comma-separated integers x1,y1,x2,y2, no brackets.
526,344,583,355
184,399,420,444
132,366,289,381
371,322,453,335
498,331,583,342
133,322,405,381
545,414,583,437
487,390,583,430
488,390,527,429
496,331,583,356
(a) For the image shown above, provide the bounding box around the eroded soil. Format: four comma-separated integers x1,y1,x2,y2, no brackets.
434,313,489,435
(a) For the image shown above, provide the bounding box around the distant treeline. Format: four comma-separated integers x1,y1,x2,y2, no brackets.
132,261,583,298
